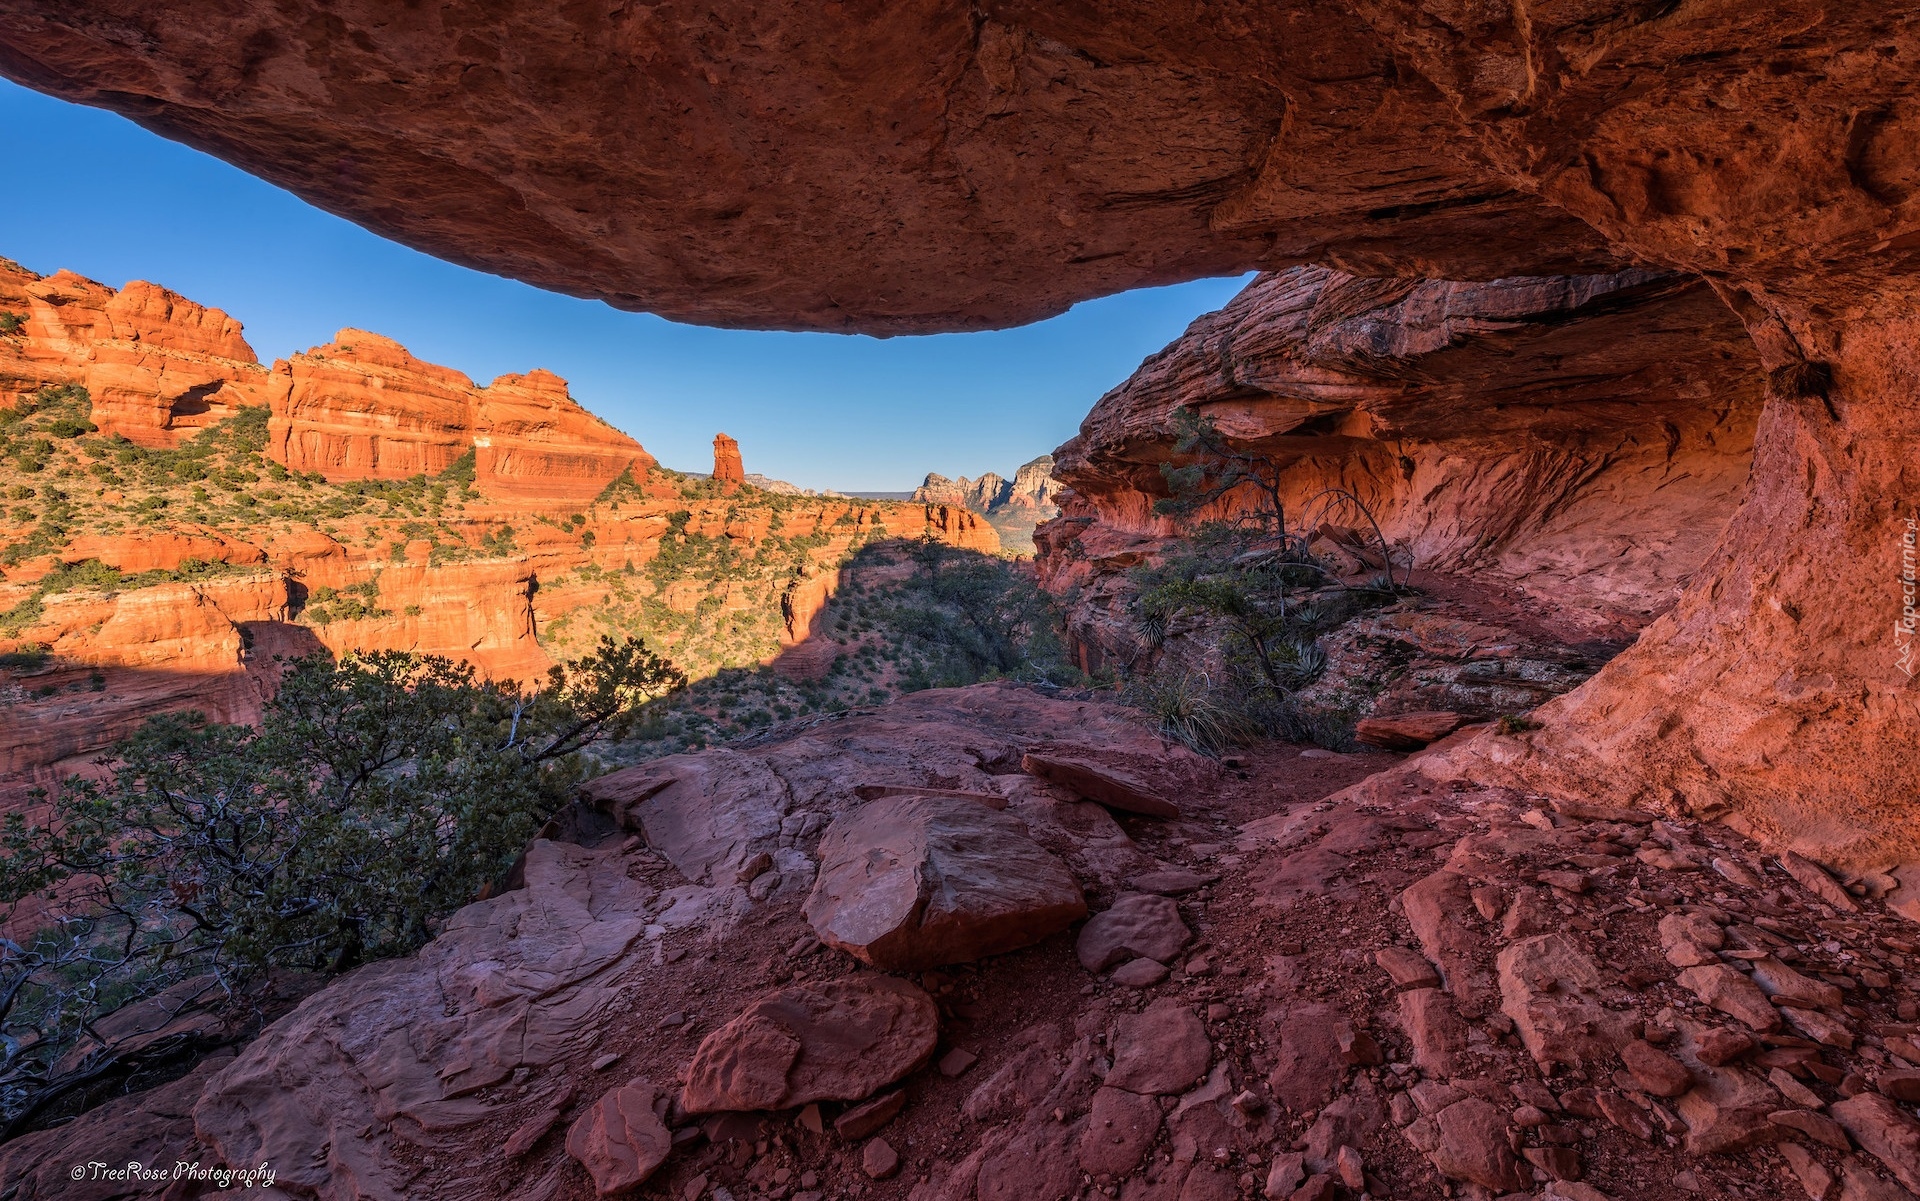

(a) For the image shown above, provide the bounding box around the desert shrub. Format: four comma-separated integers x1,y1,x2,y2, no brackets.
0,635,683,1133
0,312,24,335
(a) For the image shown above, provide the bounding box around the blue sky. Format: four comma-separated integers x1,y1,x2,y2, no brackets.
0,78,1250,492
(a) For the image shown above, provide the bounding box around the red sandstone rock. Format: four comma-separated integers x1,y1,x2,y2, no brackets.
0,261,271,446
1076,1085,1162,1176
803,793,1087,970
1354,711,1465,751
1020,751,1179,818
269,330,650,498
1676,965,1784,1034
1497,934,1632,1069
1834,1094,1920,1194
1103,998,1210,1096
1621,1039,1693,1098
680,976,938,1113
712,433,744,493
1074,893,1191,972
565,1079,672,1196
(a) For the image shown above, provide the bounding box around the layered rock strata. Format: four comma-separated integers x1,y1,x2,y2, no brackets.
7,0,1912,867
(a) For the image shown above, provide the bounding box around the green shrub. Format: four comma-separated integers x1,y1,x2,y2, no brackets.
0,636,683,1133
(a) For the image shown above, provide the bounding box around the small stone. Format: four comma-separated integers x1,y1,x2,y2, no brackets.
592,1052,621,1071
1111,958,1169,988
1770,1108,1853,1149
1263,1152,1306,1199
1676,964,1783,1032
1021,751,1180,817
1231,1089,1265,1116
1076,893,1192,972
1525,1146,1582,1181
938,1047,978,1077
1697,1026,1758,1065
1595,1090,1654,1141
833,1089,907,1140
861,1137,901,1180
1335,1023,1384,1066
1781,1005,1855,1049
1777,1142,1838,1200
566,1079,673,1197
1374,946,1442,990
1106,998,1212,1095
1780,852,1860,912
1772,1067,1826,1109
1334,1145,1364,1190
1878,1070,1920,1103
1289,1173,1337,1201
1622,1039,1693,1097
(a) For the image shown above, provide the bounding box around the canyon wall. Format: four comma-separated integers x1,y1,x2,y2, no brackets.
268,330,654,500
2,0,1917,868
0,259,272,444
1039,266,1765,656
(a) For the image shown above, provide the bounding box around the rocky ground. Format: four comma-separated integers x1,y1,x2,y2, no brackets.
8,682,1917,1201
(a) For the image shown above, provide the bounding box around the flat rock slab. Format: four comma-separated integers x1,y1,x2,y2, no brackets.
1354,710,1465,750
1021,752,1180,818
804,793,1087,970
1676,964,1783,1033
1076,893,1192,972
1497,933,1632,1068
682,976,938,1113
1105,998,1211,1095
1077,1085,1163,1176
566,1079,671,1196
1833,1093,1920,1193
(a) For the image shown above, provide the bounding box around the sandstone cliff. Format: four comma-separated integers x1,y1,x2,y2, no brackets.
0,259,271,445
268,330,653,500
0,268,998,811
7,0,1913,874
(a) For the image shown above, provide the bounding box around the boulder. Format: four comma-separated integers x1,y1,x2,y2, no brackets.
803,793,1087,970
682,976,938,1113
1075,893,1192,972
565,1080,672,1196
1021,751,1180,818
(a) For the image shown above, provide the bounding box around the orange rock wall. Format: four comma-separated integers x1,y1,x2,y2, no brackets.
0,260,272,445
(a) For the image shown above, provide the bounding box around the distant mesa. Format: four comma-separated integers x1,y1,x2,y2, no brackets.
912,455,1060,515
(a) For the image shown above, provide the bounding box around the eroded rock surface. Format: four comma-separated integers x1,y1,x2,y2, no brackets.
14,685,1920,1201
804,793,1087,970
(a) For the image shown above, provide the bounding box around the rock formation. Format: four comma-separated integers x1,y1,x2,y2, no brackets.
5,0,1914,870
912,456,1058,515
0,259,271,445
269,330,653,499
0,263,999,811
10,682,1920,1201
711,432,744,493
915,457,1060,553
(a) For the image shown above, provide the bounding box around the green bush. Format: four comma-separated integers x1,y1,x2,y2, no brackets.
0,635,684,1133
